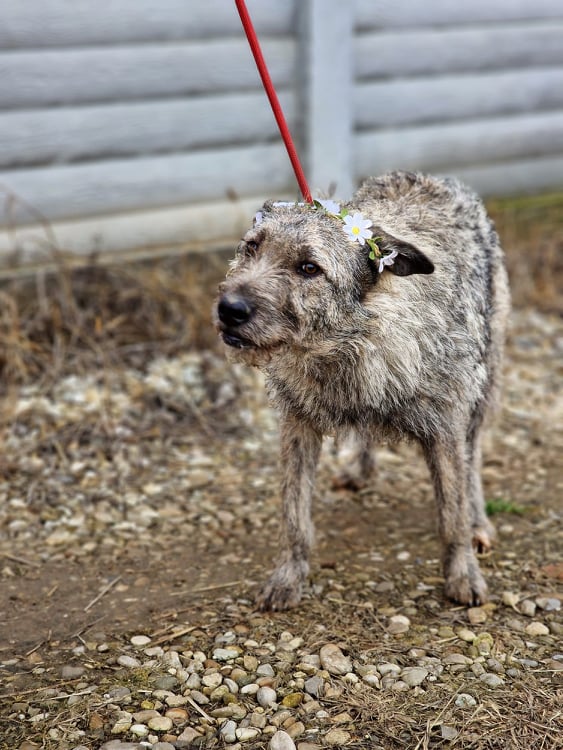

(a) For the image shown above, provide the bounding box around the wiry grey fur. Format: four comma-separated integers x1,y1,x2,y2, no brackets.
214,171,510,610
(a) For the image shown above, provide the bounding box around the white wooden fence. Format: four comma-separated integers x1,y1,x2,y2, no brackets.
1,0,562,264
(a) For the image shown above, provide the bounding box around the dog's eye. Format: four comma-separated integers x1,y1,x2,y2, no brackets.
245,240,259,254
298,262,321,277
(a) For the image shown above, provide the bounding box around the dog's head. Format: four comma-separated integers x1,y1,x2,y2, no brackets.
214,201,433,365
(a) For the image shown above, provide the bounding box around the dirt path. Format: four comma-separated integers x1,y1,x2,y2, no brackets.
0,307,561,749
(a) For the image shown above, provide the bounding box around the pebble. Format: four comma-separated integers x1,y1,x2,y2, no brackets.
61,665,86,680
148,715,173,732
257,686,278,708
455,693,477,708
324,728,351,745
130,724,149,737
213,647,241,661
525,621,550,637
479,673,504,688
535,597,561,611
401,667,428,687
269,730,297,750
236,726,261,741
220,720,238,743
304,675,324,697
117,655,141,669
175,727,203,746
111,714,133,734
130,635,151,647
457,628,476,642
520,600,537,617
378,662,401,676
441,725,459,741
467,607,488,625
387,615,410,634
319,644,352,675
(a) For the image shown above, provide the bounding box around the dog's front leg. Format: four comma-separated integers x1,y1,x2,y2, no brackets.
256,414,322,611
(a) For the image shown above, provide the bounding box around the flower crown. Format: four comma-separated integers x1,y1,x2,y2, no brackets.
255,199,397,273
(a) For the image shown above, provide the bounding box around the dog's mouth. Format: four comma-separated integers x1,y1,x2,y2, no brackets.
221,331,256,349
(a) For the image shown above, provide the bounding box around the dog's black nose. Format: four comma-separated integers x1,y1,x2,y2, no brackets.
218,296,253,327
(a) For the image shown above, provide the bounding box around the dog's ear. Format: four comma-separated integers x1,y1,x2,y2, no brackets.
376,231,434,276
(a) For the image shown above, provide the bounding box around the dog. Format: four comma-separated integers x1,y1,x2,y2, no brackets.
215,171,510,610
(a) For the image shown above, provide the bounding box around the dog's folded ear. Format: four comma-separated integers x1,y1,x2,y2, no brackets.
376,231,435,276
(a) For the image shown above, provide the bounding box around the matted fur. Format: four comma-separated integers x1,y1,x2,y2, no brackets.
214,171,510,610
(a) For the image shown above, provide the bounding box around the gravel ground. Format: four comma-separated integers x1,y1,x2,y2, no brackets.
0,305,562,750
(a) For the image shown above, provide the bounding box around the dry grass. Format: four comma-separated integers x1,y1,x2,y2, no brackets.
0,191,561,396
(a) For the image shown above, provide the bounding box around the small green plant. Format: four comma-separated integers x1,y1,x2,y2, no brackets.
485,497,526,516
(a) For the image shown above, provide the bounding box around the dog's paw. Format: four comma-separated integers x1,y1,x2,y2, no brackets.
331,470,368,492
255,561,307,611
444,549,489,607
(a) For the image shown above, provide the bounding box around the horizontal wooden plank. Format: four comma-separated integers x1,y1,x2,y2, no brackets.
0,39,296,108
355,22,563,78
0,196,266,262
0,144,295,225
354,111,563,177
2,156,562,265
356,68,563,129
452,155,563,197
355,0,563,29
0,92,296,168
0,0,295,48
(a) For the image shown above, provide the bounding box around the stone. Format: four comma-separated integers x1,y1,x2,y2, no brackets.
525,621,549,637
117,655,142,668
164,707,188,724
131,635,151,646
535,597,561,611
467,607,488,625
175,727,203,747
269,730,297,750
457,628,476,642
257,686,278,708
401,667,428,687
319,644,352,675
110,712,133,734
387,615,410,634
324,728,351,745
130,724,149,737
257,663,275,677
519,600,537,617
236,726,261,742
362,673,381,688
213,647,241,661
220,720,238,743
286,721,305,739
132,710,160,723
441,725,459,741
281,692,303,708
443,653,472,666
61,665,86,679
148,715,173,732
304,675,324,697
479,673,504,688
378,662,401,676
455,693,477,708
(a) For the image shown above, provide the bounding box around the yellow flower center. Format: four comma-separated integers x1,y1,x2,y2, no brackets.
351,226,360,235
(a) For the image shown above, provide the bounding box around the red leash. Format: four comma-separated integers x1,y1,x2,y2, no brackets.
234,0,313,204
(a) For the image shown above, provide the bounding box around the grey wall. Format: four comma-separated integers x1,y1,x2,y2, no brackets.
1,0,562,263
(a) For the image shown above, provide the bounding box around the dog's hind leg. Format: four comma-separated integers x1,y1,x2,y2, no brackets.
331,431,376,491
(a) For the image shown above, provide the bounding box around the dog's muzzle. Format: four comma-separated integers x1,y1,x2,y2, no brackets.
217,294,255,348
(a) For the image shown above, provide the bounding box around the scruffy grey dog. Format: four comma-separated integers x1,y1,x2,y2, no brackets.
215,171,510,610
